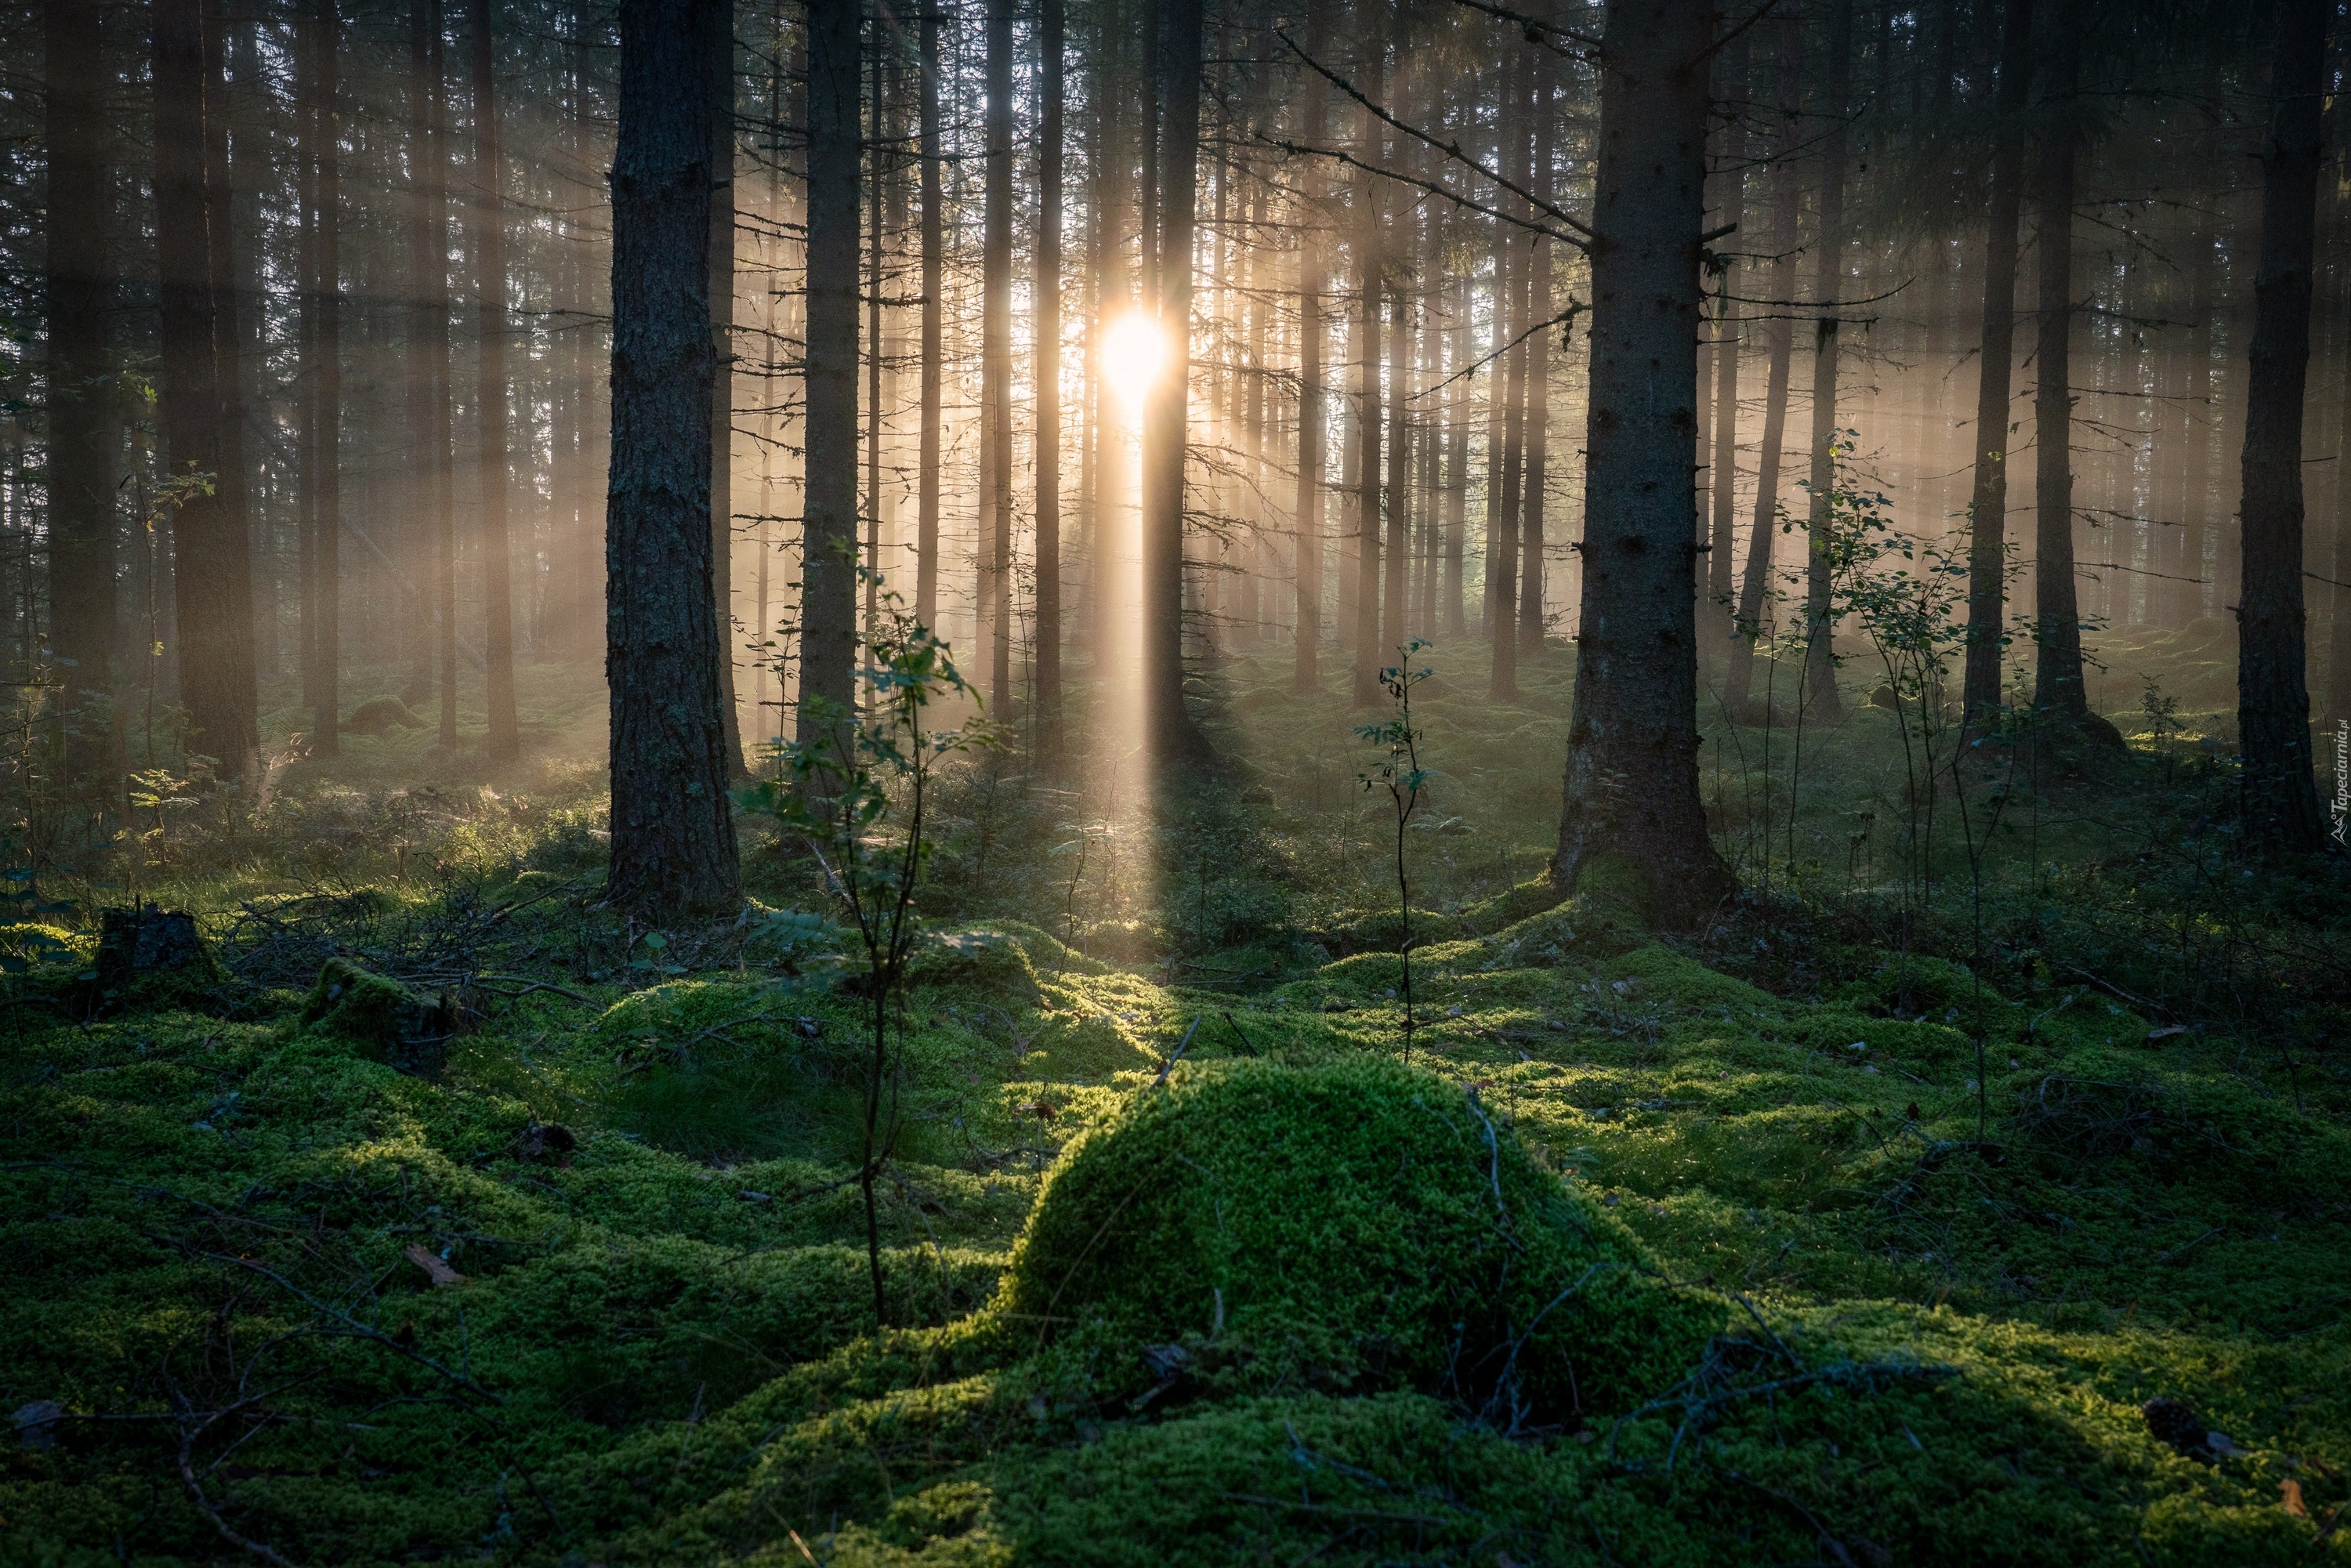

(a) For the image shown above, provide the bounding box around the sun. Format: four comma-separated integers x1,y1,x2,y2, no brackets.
1099,310,1172,411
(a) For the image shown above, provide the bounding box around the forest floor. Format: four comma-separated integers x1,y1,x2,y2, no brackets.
5,622,2348,1566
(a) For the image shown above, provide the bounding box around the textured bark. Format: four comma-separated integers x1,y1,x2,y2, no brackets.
1487,41,1529,695
1553,0,1732,927
45,0,116,780
709,13,744,775
1140,0,1213,759
1350,27,1385,704
1034,0,1066,753
916,1,943,630
1720,10,1801,721
2236,0,2327,853
1291,0,1331,690
154,0,259,774
981,0,1014,708
409,0,457,749
1381,105,1411,662
2028,7,2090,722
301,0,341,755
1701,31,1746,664
472,0,517,762
1518,43,1558,658
798,0,860,738
1959,0,2034,719
607,0,741,914
1799,0,1850,723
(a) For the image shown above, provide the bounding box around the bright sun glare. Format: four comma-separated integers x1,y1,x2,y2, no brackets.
1099,311,1172,411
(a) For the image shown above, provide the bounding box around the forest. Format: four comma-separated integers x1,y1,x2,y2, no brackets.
5,0,2351,1560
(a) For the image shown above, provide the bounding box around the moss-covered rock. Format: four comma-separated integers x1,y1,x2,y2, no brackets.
993,1056,1719,1418
299,957,463,1074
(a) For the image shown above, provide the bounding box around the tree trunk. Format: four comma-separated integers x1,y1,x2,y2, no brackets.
1291,0,1330,690
1487,42,1530,695
1518,42,1558,659
410,0,458,750
2028,5,2094,724
981,0,1014,709
710,12,744,775
1720,9,1801,722
2236,0,2327,853
471,0,517,762
1140,0,1213,759
916,0,943,631
303,0,341,756
46,0,116,781
1701,31,1746,664
1035,0,1066,755
799,0,860,741
1959,0,2034,720
1799,0,1850,723
1381,104,1411,663
1552,0,1733,926
154,0,259,776
1350,27,1385,704
607,0,741,914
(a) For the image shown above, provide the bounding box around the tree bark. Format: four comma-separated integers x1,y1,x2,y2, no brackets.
1720,9,1801,722
2236,0,2328,853
1140,0,1214,759
710,10,744,775
1292,0,1330,690
1701,31,1745,665
471,0,518,762
2027,4,2095,725
1799,0,1850,723
1518,42,1558,660
154,0,259,775
1553,0,1733,926
1035,0,1066,754
799,0,860,741
1350,24,1385,704
1487,40,1530,696
1959,0,2034,720
46,0,117,781
302,0,340,756
981,0,1015,709
916,0,943,631
607,0,741,914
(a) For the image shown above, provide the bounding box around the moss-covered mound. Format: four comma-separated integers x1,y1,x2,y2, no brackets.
994,1056,1718,1417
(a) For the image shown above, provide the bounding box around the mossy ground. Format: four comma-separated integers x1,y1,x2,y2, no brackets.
3,636,2347,1564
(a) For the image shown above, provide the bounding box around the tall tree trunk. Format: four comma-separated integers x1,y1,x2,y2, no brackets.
1959,0,2034,720
1443,273,1469,638
46,0,116,781
916,0,943,630
1487,42,1530,695
1380,92,1411,661
1035,0,1066,755
1721,9,1801,721
303,0,341,756
1140,0,1213,759
154,0,259,775
472,0,518,761
2028,4,2098,727
710,11,744,775
800,0,860,740
1291,0,1331,690
1518,41,1557,659
980,0,1014,708
1799,0,1851,722
607,0,741,914
1701,30,1746,665
2330,255,2351,722
413,0,458,750
1349,23,1385,704
2183,230,2216,626
2237,0,2327,853
1553,0,1732,925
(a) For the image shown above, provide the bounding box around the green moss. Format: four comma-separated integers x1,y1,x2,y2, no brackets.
993,1056,1719,1418
298,956,458,1074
